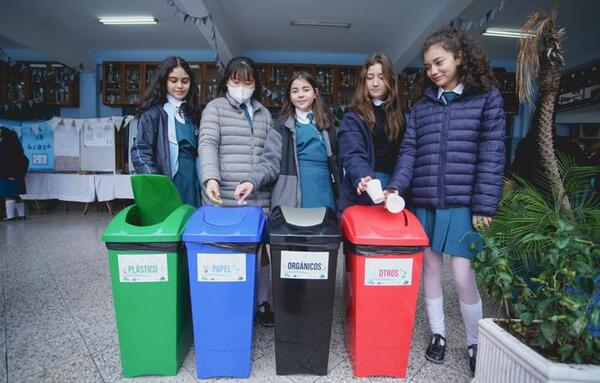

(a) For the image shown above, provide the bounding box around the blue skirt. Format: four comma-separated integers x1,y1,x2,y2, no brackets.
0,178,19,197
414,207,482,259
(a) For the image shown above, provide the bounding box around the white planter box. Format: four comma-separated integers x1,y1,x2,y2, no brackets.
473,318,600,383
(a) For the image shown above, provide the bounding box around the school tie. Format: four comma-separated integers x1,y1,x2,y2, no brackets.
239,103,253,134
307,112,314,124
442,91,458,104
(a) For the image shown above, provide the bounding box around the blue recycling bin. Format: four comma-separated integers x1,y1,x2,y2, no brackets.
182,206,267,379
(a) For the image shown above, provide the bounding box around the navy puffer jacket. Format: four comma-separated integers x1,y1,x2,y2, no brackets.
388,86,505,216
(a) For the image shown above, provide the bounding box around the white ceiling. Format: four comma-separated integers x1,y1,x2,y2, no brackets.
0,0,598,70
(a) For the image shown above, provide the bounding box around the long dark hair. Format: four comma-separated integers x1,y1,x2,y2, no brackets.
351,53,404,142
420,27,496,94
216,56,262,102
137,56,201,125
278,71,332,130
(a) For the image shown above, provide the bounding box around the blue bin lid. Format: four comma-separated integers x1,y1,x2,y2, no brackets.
183,206,267,243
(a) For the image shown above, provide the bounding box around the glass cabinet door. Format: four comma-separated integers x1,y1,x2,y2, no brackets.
124,63,142,105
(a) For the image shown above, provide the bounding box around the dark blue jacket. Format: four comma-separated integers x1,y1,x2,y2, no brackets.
388,86,505,216
130,105,173,178
337,112,381,210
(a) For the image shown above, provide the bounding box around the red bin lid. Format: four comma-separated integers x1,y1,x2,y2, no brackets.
340,205,429,246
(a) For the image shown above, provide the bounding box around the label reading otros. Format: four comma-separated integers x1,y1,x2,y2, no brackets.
364,258,413,286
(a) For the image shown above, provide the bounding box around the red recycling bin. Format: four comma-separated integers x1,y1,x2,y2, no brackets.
340,205,429,378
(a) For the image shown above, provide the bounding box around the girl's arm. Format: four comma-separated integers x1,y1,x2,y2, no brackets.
338,114,374,189
245,122,283,191
198,102,222,184
387,109,417,193
131,110,160,174
472,87,506,217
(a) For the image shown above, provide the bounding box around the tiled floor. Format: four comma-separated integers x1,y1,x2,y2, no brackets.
0,207,493,382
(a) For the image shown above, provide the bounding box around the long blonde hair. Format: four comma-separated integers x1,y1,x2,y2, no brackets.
352,53,404,142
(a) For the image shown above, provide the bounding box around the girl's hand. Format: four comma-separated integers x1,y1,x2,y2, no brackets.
472,215,492,230
356,176,373,195
234,182,254,202
206,179,223,205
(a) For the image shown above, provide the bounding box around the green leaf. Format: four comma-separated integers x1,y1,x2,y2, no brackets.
520,312,534,325
541,321,557,344
558,344,576,361
556,237,570,249
572,316,588,336
522,233,548,242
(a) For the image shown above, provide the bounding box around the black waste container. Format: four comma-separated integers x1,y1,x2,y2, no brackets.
269,206,341,375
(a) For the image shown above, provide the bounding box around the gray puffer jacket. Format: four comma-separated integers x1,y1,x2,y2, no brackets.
199,94,273,212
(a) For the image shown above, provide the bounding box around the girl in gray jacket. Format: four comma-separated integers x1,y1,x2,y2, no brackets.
198,56,274,326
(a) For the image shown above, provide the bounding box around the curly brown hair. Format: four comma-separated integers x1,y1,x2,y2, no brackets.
419,27,496,96
352,53,404,142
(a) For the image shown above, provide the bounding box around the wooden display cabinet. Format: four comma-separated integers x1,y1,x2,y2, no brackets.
0,61,78,106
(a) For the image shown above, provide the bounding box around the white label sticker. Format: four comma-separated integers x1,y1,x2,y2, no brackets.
32,154,48,164
281,251,329,280
364,258,413,286
197,253,246,282
118,253,168,283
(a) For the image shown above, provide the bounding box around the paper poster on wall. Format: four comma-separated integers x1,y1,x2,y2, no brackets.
20,122,54,172
54,124,80,157
84,122,114,147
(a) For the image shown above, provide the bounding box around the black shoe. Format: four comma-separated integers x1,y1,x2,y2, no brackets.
468,344,477,376
257,302,274,327
425,334,446,364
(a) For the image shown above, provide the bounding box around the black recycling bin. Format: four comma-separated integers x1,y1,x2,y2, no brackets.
269,206,341,376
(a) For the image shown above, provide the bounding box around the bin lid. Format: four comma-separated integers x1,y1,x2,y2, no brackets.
102,204,194,243
340,205,429,246
182,206,267,243
269,206,340,249
131,174,182,226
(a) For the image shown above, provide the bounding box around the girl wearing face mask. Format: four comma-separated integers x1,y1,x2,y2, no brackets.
233,71,341,211
131,56,202,206
198,56,275,326
337,53,405,210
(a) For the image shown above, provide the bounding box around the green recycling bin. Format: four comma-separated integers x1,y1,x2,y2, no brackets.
102,175,195,377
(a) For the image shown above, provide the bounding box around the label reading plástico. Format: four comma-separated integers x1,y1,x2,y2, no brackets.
364,258,413,286
118,253,168,283
197,253,246,282
281,251,329,280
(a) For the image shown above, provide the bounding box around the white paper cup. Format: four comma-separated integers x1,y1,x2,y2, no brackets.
385,194,405,214
366,179,385,204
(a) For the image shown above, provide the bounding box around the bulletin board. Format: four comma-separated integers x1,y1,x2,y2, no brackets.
53,122,80,171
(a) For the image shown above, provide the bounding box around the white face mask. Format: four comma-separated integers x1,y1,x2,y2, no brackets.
228,86,254,104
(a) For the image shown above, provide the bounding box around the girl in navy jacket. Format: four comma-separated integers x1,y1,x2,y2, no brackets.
338,53,405,210
131,56,202,207
387,27,505,375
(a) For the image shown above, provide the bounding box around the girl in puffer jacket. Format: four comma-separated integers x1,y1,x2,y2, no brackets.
387,27,505,376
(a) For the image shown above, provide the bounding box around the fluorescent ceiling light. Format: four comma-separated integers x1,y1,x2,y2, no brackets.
290,20,351,29
483,28,534,38
98,16,158,25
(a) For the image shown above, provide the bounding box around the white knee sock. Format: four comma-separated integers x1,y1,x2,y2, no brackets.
5,200,16,219
460,299,482,346
257,264,270,304
15,202,25,217
424,295,446,337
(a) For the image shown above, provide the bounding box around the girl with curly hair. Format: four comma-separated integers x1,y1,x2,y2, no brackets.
131,56,202,206
338,53,405,209
387,27,505,376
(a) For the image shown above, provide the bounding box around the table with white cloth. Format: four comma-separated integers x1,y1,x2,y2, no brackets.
21,173,133,214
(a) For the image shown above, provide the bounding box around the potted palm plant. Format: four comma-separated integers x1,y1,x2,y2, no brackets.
472,3,600,381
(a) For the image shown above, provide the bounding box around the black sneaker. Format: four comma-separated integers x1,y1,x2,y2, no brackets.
425,334,446,364
468,344,477,376
257,302,274,327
